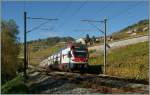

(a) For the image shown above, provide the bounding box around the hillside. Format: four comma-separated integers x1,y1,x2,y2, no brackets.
19,36,74,57
78,19,149,47
89,41,148,80
18,36,74,66
29,43,65,66
111,19,149,40
28,36,74,52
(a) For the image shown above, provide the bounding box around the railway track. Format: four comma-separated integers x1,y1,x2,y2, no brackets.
28,65,149,94
34,65,149,84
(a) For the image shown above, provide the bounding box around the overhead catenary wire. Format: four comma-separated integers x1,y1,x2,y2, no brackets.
108,2,146,37
26,17,58,33
74,1,146,39
54,0,88,33
47,2,73,31
109,1,142,21
95,1,113,17
23,1,60,33
110,2,148,32
84,1,144,37
53,1,111,36
87,22,104,33
27,21,50,33
74,1,112,37
57,2,73,18
27,17,58,21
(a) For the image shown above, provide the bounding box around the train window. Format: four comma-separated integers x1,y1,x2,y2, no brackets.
74,46,86,51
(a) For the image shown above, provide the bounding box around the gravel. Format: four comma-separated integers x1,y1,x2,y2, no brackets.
27,71,148,94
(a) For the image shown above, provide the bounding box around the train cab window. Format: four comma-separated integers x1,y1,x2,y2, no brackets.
68,51,72,58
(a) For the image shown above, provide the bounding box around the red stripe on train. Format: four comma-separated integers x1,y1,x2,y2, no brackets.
72,57,87,62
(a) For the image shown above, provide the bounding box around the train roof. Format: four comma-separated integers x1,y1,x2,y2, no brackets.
67,42,86,47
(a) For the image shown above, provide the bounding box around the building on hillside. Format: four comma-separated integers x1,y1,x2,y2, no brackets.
142,26,148,32
130,32,137,36
96,36,113,42
107,36,113,41
76,38,86,44
126,30,133,34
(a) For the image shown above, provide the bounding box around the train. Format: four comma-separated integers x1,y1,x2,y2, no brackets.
39,43,89,72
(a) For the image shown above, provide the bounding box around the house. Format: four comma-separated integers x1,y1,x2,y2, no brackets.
130,32,137,36
126,30,133,34
76,38,86,44
142,26,148,32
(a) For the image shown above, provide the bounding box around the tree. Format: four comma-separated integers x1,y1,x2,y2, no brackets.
85,34,91,46
92,36,96,44
1,19,20,84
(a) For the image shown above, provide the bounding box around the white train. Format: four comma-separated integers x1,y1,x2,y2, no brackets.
40,43,89,71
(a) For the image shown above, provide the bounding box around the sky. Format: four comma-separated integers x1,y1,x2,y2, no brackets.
2,0,149,42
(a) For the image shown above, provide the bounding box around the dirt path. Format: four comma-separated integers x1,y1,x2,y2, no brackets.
88,36,148,51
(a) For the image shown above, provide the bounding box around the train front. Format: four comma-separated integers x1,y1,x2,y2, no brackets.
69,44,89,70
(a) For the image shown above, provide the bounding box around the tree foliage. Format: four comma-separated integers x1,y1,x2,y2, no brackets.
1,20,20,85
85,34,91,45
92,36,96,44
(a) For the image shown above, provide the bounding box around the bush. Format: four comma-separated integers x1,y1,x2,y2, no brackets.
1,75,28,94
1,20,20,84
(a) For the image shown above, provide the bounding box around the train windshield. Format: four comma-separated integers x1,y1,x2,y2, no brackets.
74,46,86,51
74,51,87,57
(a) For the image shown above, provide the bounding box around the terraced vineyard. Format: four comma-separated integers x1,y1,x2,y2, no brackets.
89,41,149,81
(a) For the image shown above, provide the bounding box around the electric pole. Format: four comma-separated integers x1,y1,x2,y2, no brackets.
23,11,58,79
104,18,107,74
24,11,27,79
81,18,108,75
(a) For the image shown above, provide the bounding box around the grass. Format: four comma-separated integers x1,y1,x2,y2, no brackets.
89,41,149,80
1,74,28,94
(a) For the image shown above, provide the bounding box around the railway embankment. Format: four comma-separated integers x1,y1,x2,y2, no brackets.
26,68,149,94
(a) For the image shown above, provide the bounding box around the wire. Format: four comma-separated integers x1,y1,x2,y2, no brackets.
57,2,72,18
96,1,113,16
47,2,72,33
27,21,50,33
55,0,88,32
70,0,87,17
74,1,112,36
111,2,148,32
109,1,142,21
88,22,104,33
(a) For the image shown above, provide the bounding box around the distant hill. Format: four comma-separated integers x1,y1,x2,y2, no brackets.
76,19,149,46
19,36,75,58
28,36,75,52
111,19,149,40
